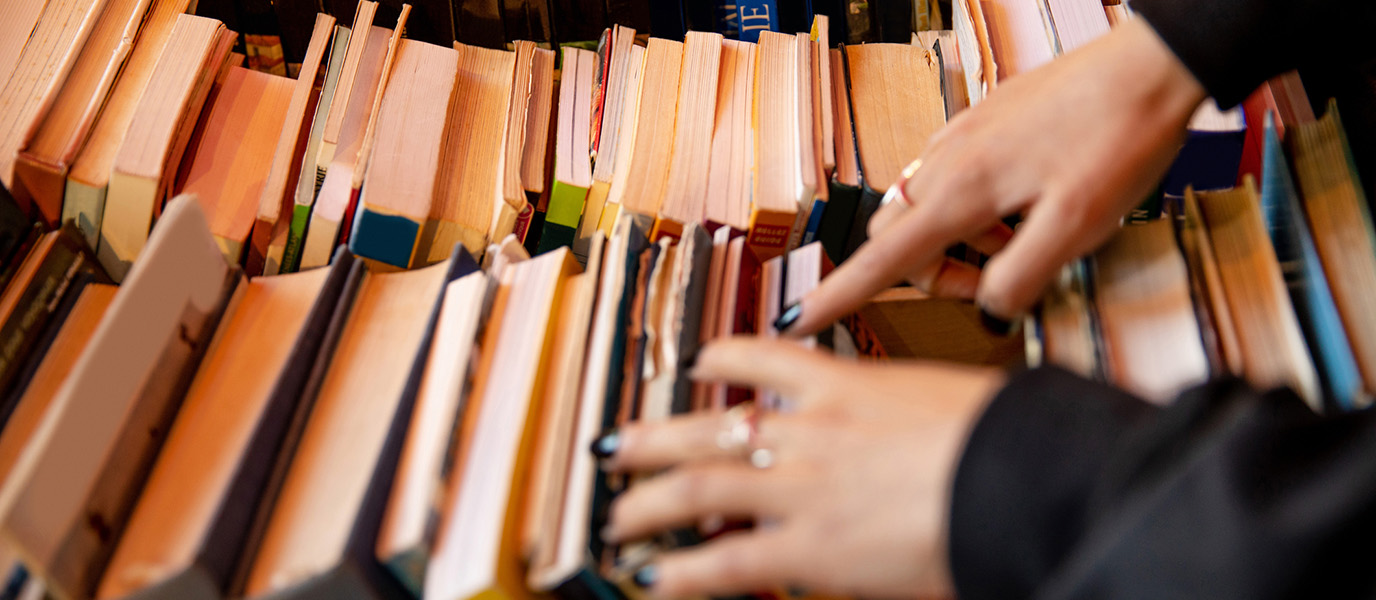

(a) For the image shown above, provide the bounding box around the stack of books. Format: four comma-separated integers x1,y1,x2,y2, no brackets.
0,0,1371,597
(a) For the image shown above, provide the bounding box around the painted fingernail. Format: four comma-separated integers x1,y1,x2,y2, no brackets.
979,307,1016,337
773,302,802,333
633,565,658,589
590,431,620,459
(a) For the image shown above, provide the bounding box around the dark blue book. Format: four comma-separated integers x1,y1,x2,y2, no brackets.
736,0,778,42
1258,113,1365,410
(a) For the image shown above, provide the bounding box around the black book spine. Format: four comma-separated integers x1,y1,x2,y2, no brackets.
0,228,106,398
227,250,366,597
549,0,608,46
200,249,359,591
648,0,686,40
454,0,508,48
873,0,913,42
344,245,480,596
0,185,32,270
603,0,651,33
0,273,95,428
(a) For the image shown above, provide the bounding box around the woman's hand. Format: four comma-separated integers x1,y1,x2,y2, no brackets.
782,17,1209,335
598,338,1005,598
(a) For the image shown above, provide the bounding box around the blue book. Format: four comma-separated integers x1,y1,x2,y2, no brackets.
737,0,778,42
1258,113,1366,410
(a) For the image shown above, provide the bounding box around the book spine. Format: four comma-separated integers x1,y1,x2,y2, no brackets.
12,154,65,227
746,207,796,261
280,204,313,274
801,198,826,246
348,205,421,269
0,234,89,396
842,185,883,258
817,181,859,264
737,0,778,42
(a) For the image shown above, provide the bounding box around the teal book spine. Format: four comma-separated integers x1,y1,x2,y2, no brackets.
1259,115,1365,409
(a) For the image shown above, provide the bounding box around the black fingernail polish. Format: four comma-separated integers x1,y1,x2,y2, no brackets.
773,302,802,332
979,307,1016,336
633,565,658,589
590,431,620,459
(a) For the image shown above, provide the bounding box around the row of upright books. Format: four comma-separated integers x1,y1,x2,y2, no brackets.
0,188,879,600
1032,94,1376,414
0,0,1155,288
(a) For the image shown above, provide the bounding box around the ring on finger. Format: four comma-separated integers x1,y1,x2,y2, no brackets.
716,403,775,469
880,158,922,210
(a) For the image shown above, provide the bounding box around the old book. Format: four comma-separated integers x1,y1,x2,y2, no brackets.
349,38,460,269
916,30,971,119
0,1,48,92
177,66,296,264
488,41,538,247
812,16,835,172
99,15,235,282
589,44,647,239
817,46,861,264
785,241,887,358
1256,114,1364,409
0,282,114,497
952,0,997,105
0,224,106,397
1178,186,1243,376
702,39,757,233
281,25,353,274
375,269,489,595
423,43,517,263
643,224,713,414
653,32,724,240
12,0,151,225
1035,263,1099,379
513,47,556,243
793,33,824,249
65,0,194,252
0,195,239,599
425,248,580,600
252,14,337,276
1237,71,1312,184
1092,219,1209,404
749,32,810,260
710,234,762,408
1193,180,1320,408
314,1,378,174
576,25,637,249
0,0,103,196
241,256,457,600
331,7,410,255
618,240,667,424
298,24,390,270
533,215,646,595
524,234,605,579
98,258,354,600
537,47,596,255
1044,0,1110,53
606,38,684,228
981,0,1055,81
690,226,732,409
843,43,945,255
1290,101,1376,401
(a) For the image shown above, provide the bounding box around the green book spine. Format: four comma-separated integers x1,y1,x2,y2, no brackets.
281,204,313,273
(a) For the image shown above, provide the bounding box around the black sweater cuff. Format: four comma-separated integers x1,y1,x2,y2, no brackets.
948,367,1154,600
1131,0,1376,108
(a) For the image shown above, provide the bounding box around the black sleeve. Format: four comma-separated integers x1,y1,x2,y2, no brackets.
949,367,1376,600
1129,0,1376,108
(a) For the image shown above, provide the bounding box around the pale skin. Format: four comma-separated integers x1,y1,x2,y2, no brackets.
603,16,1211,599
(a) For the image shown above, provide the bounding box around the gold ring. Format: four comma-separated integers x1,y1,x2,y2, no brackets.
880,158,922,209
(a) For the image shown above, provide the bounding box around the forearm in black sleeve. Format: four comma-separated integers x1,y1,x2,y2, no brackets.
950,367,1376,600
1129,0,1376,107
